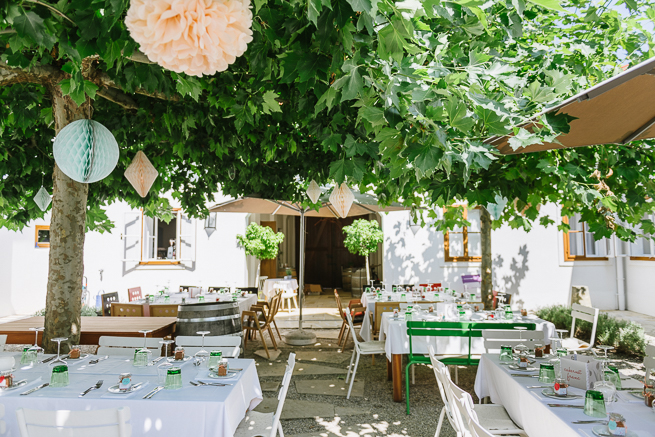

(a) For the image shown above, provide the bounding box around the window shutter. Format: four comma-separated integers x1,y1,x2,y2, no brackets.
179,213,196,264
143,216,155,260
123,212,142,261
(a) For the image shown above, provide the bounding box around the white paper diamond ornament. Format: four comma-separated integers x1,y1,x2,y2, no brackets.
53,119,119,183
33,186,52,211
306,180,321,204
329,183,355,218
124,151,159,197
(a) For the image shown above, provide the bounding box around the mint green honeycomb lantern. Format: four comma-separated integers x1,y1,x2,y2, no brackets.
53,119,119,183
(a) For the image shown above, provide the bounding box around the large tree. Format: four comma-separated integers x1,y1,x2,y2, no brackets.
1,0,654,347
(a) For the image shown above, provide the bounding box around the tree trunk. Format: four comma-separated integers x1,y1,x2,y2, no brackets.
42,83,91,353
365,254,371,285
481,207,493,310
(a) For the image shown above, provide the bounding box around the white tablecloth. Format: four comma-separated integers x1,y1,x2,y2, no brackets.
474,354,655,437
378,312,556,360
262,279,298,300
140,293,258,315
0,354,262,437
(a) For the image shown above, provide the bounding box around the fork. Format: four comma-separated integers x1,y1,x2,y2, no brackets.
79,380,103,397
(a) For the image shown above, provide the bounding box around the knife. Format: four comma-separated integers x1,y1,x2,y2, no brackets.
511,374,538,378
571,420,608,424
548,404,584,408
41,355,57,364
143,386,164,399
147,357,165,366
20,383,49,396
526,385,552,388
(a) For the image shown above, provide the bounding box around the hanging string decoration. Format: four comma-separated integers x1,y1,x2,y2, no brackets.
33,186,52,211
125,0,254,77
306,180,321,204
53,120,119,184
329,183,355,218
124,151,159,197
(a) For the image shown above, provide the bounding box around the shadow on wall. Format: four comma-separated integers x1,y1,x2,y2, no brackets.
493,244,530,309
386,219,441,283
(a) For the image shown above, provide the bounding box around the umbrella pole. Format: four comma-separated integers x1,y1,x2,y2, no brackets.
283,208,317,346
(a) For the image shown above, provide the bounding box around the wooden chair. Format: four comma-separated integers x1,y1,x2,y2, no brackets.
482,329,545,354
16,407,131,437
175,335,241,358
0,334,6,352
110,303,144,317
149,304,178,317
242,293,280,359
250,291,282,340
234,353,296,437
345,312,385,399
562,303,599,351
97,336,162,357
335,290,364,347
644,343,655,384
372,302,400,340
127,287,142,302
101,292,119,316
207,286,229,293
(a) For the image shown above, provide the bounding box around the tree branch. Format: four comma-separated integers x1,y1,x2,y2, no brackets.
0,60,60,86
24,0,76,26
124,49,156,65
95,71,179,101
96,88,139,110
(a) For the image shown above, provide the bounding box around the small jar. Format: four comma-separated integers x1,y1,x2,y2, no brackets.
69,345,81,359
217,358,229,376
644,388,655,408
554,378,568,396
518,353,529,368
428,305,434,313
118,373,132,392
0,370,14,388
174,347,185,361
534,344,544,358
521,309,528,317
608,413,627,436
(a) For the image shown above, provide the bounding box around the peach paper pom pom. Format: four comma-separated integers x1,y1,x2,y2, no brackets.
125,0,253,77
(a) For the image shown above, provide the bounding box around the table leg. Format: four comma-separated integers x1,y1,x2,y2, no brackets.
392,354,402,402
387,358,392,381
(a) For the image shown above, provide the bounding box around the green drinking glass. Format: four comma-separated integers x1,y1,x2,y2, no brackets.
164,295,170,303
499,346,514,362
458,311,467,321
606,366,621,389
20,347,37,365
133,349,150,367
164,367,182,389
557,348,568,357
207,350,223,369
198,295,205,302
505,310,514,320
50,365,69,388
539,363,556,383
583,390,607,418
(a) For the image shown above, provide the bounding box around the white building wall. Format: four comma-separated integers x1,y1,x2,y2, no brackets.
382,204,620,312
625,261,655,317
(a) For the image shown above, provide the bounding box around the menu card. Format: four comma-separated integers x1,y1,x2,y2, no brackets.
560,355,603,390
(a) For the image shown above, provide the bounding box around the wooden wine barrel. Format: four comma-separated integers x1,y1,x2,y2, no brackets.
342,267,354,291
351,268,366,297
175,301,241,337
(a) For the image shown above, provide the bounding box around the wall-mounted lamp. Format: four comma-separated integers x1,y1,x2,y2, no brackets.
204,213,217,230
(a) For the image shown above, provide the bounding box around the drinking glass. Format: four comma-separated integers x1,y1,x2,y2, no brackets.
583,390,607,417
50,337,68,366
194,331,211,362
157,362,173,384
50,365,69,387
208,350,223,369
539,363,556,383
164,366,182,389
458,310,467,321
513,327,527,350
20,346,38,365
164,295,171,303
499,345,514,362
606,365,621,389
133,349,151,367
593,380,616,413
198,295,205,303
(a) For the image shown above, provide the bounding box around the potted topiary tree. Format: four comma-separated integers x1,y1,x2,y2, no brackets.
237,223,285,285
343,219,384,285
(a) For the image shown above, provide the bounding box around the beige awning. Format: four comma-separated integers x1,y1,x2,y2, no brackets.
487,56,655,154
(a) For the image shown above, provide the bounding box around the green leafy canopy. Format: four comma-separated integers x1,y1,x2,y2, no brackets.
236,222,285,260
343,219,384,257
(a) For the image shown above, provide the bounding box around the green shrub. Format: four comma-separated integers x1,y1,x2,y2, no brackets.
536,305,646,357
34,305,98,317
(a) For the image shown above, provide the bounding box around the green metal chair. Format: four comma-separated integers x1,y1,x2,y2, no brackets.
405,320,536,414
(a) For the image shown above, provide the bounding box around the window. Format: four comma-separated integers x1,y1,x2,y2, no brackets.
35,225,50,248
444,207,481,262
562,214,609,261
630,214,655,260
123,210,196,265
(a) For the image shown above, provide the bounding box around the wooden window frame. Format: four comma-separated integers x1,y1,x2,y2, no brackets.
35,225,50,248
562,216,608,261
138,208,182,265
444,207,481,262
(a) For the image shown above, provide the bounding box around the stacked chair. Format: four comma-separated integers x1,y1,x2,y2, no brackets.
334,290,365,348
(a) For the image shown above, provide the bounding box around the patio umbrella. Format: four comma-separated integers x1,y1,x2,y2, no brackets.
487,56,655,154
209,190,408,345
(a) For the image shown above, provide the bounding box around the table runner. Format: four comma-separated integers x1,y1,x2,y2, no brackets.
474,354,655,437
0,354,262,437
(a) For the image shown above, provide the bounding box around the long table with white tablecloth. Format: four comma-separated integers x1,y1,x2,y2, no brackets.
0,352,262,437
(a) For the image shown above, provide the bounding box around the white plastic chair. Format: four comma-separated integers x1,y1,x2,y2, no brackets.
0,334,6,352
275,283,298,312
645,343,655,384
234,352,296,437
562,303,599,351
482,329,545,354
429,346,464,437
345,312,385,399
16,407,131,437
174,335,241,358
96,336,163,357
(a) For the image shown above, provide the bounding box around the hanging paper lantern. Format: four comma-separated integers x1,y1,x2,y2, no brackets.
53,120,119,184
125,0,254,77
33,186,52,211
124,151,159,197
409,216,421,236
306,180,321,204
329,183,355,218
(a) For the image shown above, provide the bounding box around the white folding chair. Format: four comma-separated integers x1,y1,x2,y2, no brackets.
645,343,655,384
562,303,599,351
174,335,241,358
96,336,162,357
468,413,502,437
429,346,465,437
0,334,6,352
1,403,6,435
482,329,545,354
234,353,296,437
16,407,131,437
345,312,385,399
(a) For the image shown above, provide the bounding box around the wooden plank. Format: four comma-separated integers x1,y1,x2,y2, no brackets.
0,316,176,345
